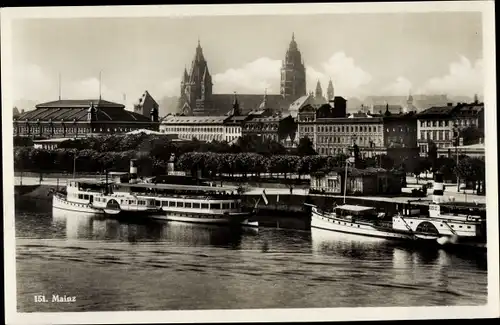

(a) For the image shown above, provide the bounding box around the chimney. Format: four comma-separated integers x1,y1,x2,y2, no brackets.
432,172,444,204
447,102,453,107
129,159,138,183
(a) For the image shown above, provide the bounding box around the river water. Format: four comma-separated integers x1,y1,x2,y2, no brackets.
15,199,488,312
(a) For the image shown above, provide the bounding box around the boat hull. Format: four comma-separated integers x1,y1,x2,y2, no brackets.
53,194,160,219
151,209,257,226
311,208,411,240
53,193,104,215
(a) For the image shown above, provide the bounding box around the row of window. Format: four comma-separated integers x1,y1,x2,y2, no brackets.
225,127,241,134
419,119,476,128
316,136,382,146
71,193,92,200
177,134,224,141
244,124,279,131
316,125,383,133
16,126,144,135
420,130,451,141
161,126,224,133
157,200,238,210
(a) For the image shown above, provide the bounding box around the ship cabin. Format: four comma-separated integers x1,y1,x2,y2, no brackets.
334,204,382,222
428,202,486,223
65,179,110,205
110,182,244,212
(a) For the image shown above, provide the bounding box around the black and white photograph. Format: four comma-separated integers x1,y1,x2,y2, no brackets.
2,2,499,324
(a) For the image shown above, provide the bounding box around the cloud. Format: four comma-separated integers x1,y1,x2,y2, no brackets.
213,57,282,94
156,77,181,98
307,52,373,98
382,77,413,96
417,56,483,97
12,64,55,102
211,53,372,98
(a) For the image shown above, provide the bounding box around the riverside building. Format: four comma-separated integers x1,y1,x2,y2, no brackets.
13,99,159,139
416,98,484,156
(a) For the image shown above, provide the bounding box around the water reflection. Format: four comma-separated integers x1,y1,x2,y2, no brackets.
311,227,393,260
51,209,260,249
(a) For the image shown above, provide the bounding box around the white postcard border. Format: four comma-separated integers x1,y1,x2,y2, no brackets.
2,2,498,324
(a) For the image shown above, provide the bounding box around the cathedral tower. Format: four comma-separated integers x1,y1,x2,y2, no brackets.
178,40,213,115
280,33,306,101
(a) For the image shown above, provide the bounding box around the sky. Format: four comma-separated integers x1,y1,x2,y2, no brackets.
10,12,483,109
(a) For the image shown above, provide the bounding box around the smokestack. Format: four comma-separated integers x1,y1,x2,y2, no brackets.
432,172,444,204
129,159,138,183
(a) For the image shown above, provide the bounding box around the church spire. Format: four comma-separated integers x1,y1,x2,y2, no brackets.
327,78,334,101
259,88,268,110
194,38,204,62
315,80,323,99
182,66,189,83
232,91,240,116
288,32,298,51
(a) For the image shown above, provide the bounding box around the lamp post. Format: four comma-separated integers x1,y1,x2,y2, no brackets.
73,151,77,179
453,123,460,192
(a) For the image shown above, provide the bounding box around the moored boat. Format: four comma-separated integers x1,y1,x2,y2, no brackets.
309,203,413,240
393,173,487,249
121,182,258,227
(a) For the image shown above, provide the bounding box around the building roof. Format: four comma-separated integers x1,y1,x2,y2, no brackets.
441,143,485,151
316,117,383,123
211,94,292,115
224,115,250,124
416,105,455,118
33,137,76,143
161,115,228,124
335,204,376,212
289,95,312,112
36,99,125,109
372,104,403,114
134,91,159,112
247,116,285,123
453,102,484,118
15,99,152,123
126,129,165,135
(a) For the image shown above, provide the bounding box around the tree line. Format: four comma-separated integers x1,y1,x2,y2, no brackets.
13,133,485,194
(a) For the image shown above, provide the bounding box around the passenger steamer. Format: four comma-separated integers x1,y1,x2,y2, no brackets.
52,173,159,218
125,182,257,226
393,174,486,248
53,159,258,226
308,163,486,248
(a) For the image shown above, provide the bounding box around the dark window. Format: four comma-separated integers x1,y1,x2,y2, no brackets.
185,202,192,208
169,201,175,207
201,203,209,209
211,203,221,209
193,202,200,209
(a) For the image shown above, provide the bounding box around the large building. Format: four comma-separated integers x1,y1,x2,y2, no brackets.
160,115,227,142
178,34,307,116
416,99,484,156
241,114,297,144
296,102,418,159
13,99,159,139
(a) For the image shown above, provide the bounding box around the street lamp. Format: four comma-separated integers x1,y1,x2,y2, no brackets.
453,123,461,192
73,150,78,179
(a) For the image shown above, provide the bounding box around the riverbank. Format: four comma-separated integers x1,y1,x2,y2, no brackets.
14,175,487,205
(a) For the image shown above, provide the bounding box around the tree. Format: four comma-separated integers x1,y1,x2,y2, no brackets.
456,157,485,194
427,140,438,171
435,157,456,182
295,136,317,156
460,126,484,145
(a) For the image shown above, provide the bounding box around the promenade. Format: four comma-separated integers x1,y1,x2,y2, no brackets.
14,176,487,205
